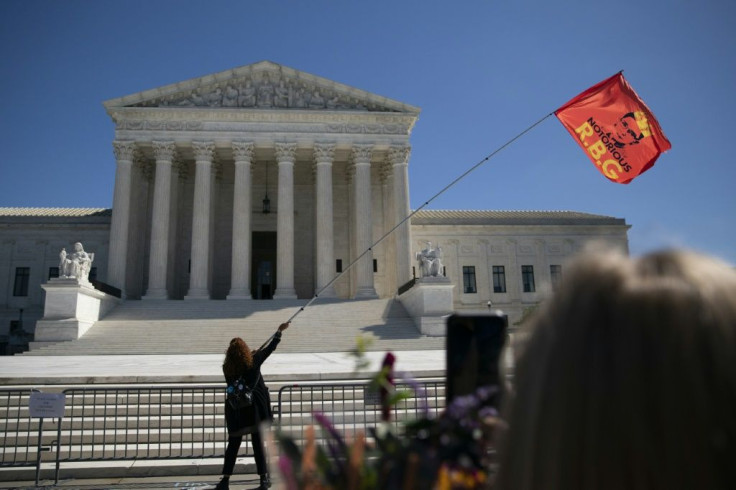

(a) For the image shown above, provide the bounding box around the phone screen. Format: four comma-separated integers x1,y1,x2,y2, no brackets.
445,313,507,408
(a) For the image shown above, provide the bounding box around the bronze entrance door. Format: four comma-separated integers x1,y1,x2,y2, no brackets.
251,231,276,299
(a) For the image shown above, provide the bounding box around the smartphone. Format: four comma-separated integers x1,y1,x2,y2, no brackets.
445,312,507,408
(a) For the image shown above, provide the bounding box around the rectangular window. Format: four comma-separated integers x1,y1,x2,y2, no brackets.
373,259,378,273
13,267,30,297
522,265,535,293
492,266,506,293
48,267,60,280
550,264,562,291
462,266,477,294
336,259,343,273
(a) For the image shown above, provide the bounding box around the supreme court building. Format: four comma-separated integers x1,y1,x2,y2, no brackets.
0,61,629,351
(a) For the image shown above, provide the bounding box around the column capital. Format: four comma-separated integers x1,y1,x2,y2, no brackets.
112,141,137,161
192,141,215,161
275,142,297,163
232,141,255,162
152,141,177,161
388,145,411,165
313,143,336,163
351,144,374,165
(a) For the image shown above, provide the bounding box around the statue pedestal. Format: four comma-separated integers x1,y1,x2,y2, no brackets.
30,278,120,350
398,277,455,336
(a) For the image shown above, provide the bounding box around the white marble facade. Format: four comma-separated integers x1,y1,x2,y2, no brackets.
104,61,417,300
0,61,630,341
410,210,629,323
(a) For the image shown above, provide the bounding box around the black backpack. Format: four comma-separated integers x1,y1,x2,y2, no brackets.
226,373,260,410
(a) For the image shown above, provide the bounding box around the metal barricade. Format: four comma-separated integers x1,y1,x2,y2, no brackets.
56,385,235,462
1,380,445,483
0,388,40,467
276,380,445,444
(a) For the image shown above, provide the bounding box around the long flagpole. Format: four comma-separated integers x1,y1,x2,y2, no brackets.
285,111,555,323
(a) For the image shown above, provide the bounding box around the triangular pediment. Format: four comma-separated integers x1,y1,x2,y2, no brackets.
104,61,420,114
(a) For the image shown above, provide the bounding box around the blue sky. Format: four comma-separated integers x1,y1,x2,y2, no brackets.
1,1,734,265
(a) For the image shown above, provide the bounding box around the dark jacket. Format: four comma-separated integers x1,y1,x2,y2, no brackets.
224,331,281,436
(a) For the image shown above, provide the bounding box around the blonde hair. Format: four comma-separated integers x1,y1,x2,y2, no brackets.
496,249,736,490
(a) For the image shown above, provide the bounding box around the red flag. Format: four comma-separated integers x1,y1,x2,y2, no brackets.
555,73,671,184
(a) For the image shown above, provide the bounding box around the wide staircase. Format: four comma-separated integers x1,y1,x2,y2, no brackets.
2,298,448,482
25,298,445,355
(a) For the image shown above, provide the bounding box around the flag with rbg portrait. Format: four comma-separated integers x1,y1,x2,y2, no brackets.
555,73,671,184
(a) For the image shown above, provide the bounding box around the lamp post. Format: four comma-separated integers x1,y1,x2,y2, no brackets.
262,163,271,214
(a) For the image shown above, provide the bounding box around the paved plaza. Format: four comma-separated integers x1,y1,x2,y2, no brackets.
0,349,445,386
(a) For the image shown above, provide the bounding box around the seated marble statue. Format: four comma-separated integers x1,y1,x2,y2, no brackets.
61,242,94,282
416,241,443,277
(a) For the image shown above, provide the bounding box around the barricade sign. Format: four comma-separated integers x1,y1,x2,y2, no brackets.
29,392,66,419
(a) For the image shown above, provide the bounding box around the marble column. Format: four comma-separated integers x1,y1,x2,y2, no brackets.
380,159,397,295
352,145,378,298
227,141,254,299
390,145,412,288
143,141,176,299
313,143,337,298
273,142,297,298
185,141,215,300
108,141,136,296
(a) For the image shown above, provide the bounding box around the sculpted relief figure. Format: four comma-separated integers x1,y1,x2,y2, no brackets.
308,89,325,109
238,80,256,107
274,79,289,108
190,89,205,106
293,86,307,108
205,87,223,107
257,74,275,107
416,241,443,277
326,94,340,109
222,85,239,107
60,242,95,283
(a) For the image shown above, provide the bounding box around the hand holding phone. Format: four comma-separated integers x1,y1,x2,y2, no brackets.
445,313,507,408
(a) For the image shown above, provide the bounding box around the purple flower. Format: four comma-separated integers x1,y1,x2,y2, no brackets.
312,411,347,452
278,454,299,490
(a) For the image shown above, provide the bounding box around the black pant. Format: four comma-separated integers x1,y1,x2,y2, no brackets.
222,429,267,476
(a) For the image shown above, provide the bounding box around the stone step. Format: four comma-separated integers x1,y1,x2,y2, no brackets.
0,458,253,482
24,298,445,356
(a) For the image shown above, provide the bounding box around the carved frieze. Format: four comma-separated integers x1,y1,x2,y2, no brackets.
129,69,398,112
117,120,204,131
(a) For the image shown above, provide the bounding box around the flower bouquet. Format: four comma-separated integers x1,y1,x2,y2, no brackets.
275,351,500,489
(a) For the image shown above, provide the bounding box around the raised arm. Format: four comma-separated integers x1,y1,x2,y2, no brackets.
255,322,290,365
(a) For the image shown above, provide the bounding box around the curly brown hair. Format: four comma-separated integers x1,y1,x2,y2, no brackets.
223,337,254,377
